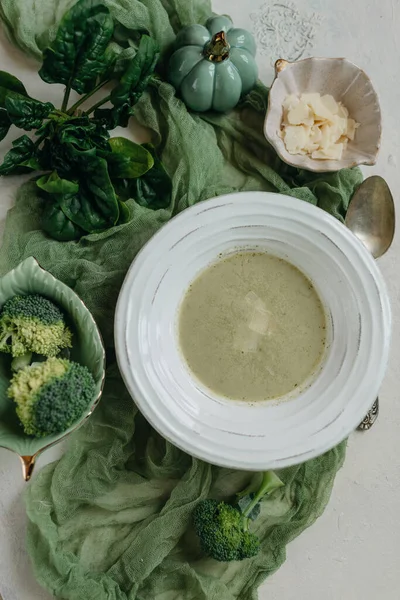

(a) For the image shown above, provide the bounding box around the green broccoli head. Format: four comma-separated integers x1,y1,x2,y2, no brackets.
0,294,72,358
193,499,259,561
193,472,285,562
8,357,96,437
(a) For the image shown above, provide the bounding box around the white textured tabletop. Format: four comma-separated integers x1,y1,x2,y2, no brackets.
0,1,399,599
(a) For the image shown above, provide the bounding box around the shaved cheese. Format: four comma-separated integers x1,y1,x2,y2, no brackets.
302,93,334,121
310,125,322,144
283,125,310,154
304,142,319,154
333,115,347,136
320,123,331,149
282,94,299,111
312,143,344,160
321,94,339,115
280,93,360,160
338,104,349,118
287,102,313,126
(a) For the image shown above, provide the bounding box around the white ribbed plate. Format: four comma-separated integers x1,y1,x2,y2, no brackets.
115,192,391,470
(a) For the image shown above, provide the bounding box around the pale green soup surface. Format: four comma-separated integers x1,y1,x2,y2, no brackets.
178,251,327,401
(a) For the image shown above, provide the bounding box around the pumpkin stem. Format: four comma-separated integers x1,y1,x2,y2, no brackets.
204,31,230,62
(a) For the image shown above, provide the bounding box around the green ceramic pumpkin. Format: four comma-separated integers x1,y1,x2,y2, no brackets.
168,15,258,113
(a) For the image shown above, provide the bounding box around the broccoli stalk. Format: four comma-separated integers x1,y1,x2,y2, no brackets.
239,470,284,524
8,357,95,437
10,351,33,372
193,471,284,562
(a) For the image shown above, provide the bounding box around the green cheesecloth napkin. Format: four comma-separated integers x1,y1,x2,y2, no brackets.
0,1,363,598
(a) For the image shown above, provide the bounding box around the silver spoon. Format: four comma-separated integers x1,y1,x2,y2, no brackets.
345,175,395,430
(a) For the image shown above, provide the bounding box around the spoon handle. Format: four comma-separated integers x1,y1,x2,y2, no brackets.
358,398,379,431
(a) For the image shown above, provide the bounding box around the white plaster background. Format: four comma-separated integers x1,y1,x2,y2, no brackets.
0,0,399,598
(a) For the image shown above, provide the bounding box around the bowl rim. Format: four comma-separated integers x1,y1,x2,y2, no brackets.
115,192,391,470
264,56,382,173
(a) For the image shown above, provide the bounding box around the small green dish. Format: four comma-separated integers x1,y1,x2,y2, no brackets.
0,257,105,480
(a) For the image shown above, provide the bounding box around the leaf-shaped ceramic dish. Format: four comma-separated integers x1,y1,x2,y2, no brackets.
0,257,105,480
264,57,382,172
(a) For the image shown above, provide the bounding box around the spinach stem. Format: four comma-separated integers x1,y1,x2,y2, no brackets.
67,80,111,115
34,131,48,149
61,84,72,112
84,94,112,116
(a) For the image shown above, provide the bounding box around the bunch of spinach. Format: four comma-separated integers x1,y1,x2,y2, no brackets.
0,0,171,241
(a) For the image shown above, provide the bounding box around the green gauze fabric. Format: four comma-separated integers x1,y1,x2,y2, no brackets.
0,1,363,599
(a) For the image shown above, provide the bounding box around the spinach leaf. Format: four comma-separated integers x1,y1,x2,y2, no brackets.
93,107,120,130
0,135,40,175
35,118,57,140
81,152,120,226
42,202,84,241
0,71,27,107
39,139,73,178
94,104,132,129
20,156,42,170
117,197,131,224
110,35,159,108
39,117,109,176
110,47,137,80
102,137,154,179
57,118,109,150
5,92,54,130
112,178,132,202
47,144,120,231
39,166,118,234
0,110,11,141
113,24,145,48
39,0,114,95
112,145,171,209
37,171,79,195
101,44,136,83
134,144,172,210
94,38,158,130
58,189,110,233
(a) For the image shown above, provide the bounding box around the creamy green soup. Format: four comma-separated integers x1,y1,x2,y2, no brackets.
178,251,326,401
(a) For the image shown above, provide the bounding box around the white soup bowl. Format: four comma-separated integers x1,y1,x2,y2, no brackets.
115,192,391,470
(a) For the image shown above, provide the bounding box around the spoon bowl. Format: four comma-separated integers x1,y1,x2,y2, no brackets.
345,176,395,259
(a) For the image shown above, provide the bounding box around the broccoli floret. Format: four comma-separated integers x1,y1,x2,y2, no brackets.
8,357,95,437
193,499,260,561
0,294,72,359
193,471,284,562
